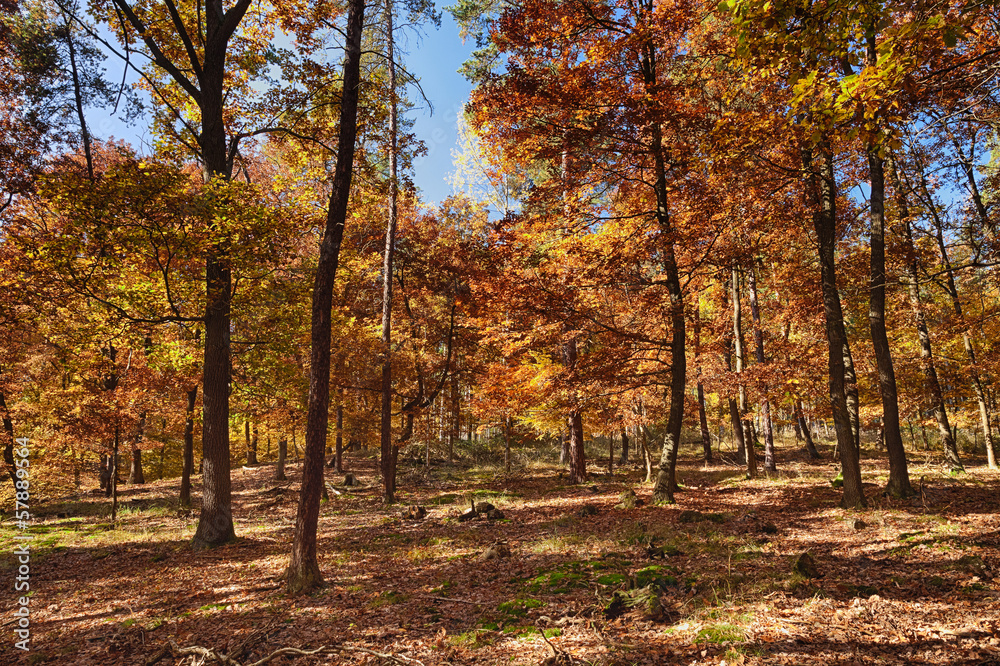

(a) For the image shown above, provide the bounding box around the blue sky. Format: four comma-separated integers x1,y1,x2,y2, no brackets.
400,13,474,205
95,11,474,207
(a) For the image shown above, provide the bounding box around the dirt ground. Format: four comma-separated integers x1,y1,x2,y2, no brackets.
3,443,1000,666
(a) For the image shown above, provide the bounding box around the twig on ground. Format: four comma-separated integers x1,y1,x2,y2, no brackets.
148,640,425,666
418,595,484,605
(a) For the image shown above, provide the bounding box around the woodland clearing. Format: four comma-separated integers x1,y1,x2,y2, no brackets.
3,441,999,666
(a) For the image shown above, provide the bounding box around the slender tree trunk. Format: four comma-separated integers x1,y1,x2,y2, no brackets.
561,333,588,483
694,307,713,463
867,149,912,497
180,387,196,507
1,391,17,492
449,374,459,464
645,42,686,502
795,400,821,460
803,141,866,508
747,264,776,471
333,389,344,472
243,422,256,465
732,266,757,478
379,0,400,505
909,160,965,470
286,0,365,595
275,438,287,481
111,421,120,522
620,427,629,464
62,13,93,180
559,432,568,466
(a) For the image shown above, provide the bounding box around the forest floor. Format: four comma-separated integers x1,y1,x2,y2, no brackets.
3,441,1000,666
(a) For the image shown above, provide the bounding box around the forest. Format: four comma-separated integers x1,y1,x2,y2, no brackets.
1,0,1000,664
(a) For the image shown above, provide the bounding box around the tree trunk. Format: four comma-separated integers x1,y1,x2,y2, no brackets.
275,438,287,481
332,389,344,472
286,0,365,595
180,387,196,507
694,307,713,463
795,400,821,460
804,142,865,509
1,391,17,493
732,266,757,479
620,427,629,464
128,449,145,485
567,411,586,484
746,264,776,471
449,374,459,464
111,422,120,522
908,156,965,471
867,149,912,497
128,412,146,484
645,40,686,502
563,336,588,484
380,0,401,505
559,432,568,466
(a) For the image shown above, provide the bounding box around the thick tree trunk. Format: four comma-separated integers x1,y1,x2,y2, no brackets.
286,0,365,596
128,412,146,484
128,449,144,485
867,149,912,497
804,142,865,508
180,387,196,507
746,265,775,471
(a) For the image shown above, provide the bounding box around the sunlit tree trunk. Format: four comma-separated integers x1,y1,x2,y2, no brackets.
286,0,365,595
746,264,775,471
379,0,401,505
732,266,757,478
867,146,912,497
694,306,713,463
803,141,865,509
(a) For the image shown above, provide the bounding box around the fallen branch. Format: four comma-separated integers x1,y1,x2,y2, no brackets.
418,595,484,605
147,640,425,666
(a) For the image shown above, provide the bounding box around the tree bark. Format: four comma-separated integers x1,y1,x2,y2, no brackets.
910,157,965,470
620,427,629,464
867,149,912,497
804,141,865,508
563,340,587,484
180,387,196,508
286,0,365,595
275,438,287,481
644,38,686,502
746,264,775,471
732,266,757,478
1,391,17,492
694,307,713,463
380,0,400,505
795,399,821,460
332,389,344,472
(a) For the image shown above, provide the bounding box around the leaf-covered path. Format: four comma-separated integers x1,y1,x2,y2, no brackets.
6,449,1000,665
